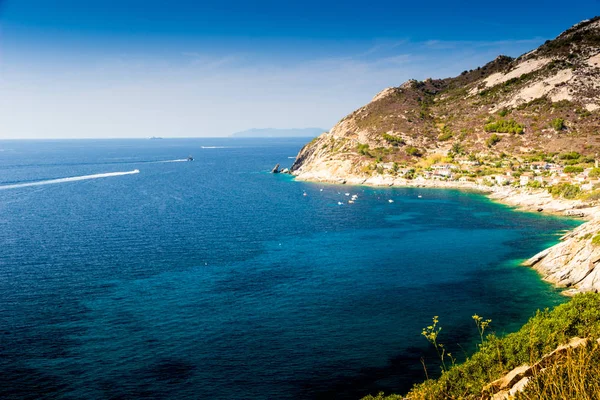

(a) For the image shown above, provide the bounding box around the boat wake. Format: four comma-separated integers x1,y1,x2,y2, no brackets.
155,159,189,163
201,146,227,149
0,170,140,190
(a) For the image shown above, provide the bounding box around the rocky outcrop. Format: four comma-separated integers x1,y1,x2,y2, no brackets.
525,217,600,293
486,337,595,399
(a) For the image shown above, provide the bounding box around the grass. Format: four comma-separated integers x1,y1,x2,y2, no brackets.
517,342,600,399
362,293,600,400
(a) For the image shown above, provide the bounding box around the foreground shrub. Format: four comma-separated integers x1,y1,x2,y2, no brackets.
364,293,600,400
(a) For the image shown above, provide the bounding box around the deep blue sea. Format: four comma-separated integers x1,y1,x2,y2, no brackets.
0,138,581,399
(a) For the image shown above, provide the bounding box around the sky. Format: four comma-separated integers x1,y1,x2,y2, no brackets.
0,0,599,139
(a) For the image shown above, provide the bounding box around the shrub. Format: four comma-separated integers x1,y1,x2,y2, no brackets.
548,183,581,199
406,146,422,157
527,180,542,189
486,134,501,147
484,119,524,134
451,142,464,155
498,108,509,117
357,143,371,157
551,118,566,131
588,168,600,178
564,166,584,174
382,133,405,146
592,234,600,246
393,293,600,400
559,151,581,160
438,125,453,141
581,190,600,202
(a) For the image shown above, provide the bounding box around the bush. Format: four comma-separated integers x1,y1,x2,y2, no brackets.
559,151,581,160
527,180,542,189
486,134,501,148
551,118,566,131
406,146,423,157
564,166,584,174
498,108,509,117
548,183,581,199
391,293,600,400
592,234,600,246
382,133,405,146
581,190,600,202
357,143,371,157
484,119,524,134
588,168,600,178
438,125,453,141
450,142,464,155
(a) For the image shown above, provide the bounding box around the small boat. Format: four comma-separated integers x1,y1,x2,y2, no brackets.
303,192,307,196
187,155,194,161
418,195,422,198
337,201,343,205
388,199,394,203
348,200,355,204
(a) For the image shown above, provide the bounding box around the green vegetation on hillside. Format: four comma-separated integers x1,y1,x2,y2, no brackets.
548,183,581,199
406,146,423,157
486,134,501,147
363,293,600,400
563,166,584,174
551,118,566,131
484,119,525,134
382,133,405,146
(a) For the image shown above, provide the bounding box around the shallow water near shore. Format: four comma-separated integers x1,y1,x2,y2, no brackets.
0,138,581,399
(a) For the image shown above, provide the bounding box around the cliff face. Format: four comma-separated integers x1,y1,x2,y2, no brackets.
292,17,600,182
525,218,600,294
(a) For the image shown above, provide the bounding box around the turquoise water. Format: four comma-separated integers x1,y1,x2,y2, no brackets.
0,139,581,399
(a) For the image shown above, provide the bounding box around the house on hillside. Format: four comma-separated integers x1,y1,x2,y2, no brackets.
494,175,513,185
520,173,533,186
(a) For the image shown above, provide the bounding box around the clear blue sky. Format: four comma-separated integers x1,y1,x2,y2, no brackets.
1,0,598,138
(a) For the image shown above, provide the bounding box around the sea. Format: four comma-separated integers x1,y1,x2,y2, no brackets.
0,138,581,399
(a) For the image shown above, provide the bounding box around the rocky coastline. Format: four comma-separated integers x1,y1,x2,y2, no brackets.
288,166,600,295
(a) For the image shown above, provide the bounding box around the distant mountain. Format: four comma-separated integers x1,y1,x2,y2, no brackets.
230,128,325,138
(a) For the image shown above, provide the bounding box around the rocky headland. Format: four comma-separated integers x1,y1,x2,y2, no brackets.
288,17,600,295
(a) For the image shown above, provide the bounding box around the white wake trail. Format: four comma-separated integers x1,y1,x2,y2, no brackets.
158,159,188,163
0,170,140,190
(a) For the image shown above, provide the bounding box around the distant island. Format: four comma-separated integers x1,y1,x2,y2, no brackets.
230,128,325,138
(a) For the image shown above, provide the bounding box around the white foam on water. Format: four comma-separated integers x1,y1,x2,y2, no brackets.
201,146,227,149
287,156,296,159
158,159,188,163
0,170,140,190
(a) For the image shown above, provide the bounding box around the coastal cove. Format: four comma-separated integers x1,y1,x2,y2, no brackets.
0,138,583,399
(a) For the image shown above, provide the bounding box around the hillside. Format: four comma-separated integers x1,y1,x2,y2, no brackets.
291,17,600,183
